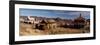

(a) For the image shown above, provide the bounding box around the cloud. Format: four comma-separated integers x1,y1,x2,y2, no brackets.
19,8,90,19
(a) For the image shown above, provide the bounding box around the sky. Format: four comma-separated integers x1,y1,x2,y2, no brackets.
19,8,90,19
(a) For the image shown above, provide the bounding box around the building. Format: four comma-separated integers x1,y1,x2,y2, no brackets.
34,19,57,30
46,19,57,29
73,14,86,28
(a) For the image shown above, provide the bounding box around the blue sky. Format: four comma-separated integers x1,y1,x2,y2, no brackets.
19,8,90,19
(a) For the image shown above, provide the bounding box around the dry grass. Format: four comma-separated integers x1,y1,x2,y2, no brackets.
19,23,90,36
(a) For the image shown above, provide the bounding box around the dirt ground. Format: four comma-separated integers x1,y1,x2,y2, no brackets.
19,23,90,36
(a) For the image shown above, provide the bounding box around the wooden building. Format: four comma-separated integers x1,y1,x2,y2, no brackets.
73,14,86,29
